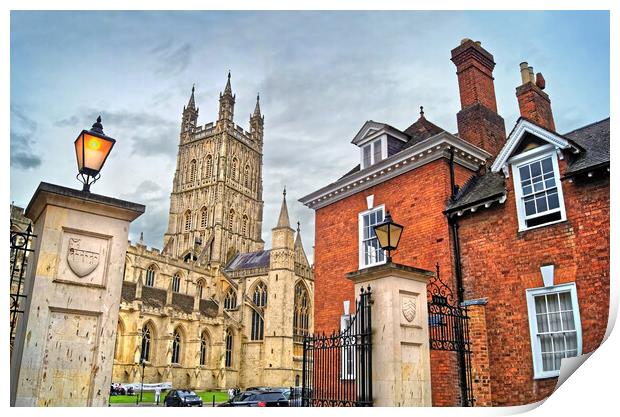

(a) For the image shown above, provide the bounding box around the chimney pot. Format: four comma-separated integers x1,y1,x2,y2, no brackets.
528,66,535,83
536,73,546,90
520,62,530,85
461,38,471,45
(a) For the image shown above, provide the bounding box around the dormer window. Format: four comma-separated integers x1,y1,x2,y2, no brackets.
510,145,567,231
361,138,385,169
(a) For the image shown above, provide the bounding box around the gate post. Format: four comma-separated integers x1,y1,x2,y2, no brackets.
347,262,433,407
10,182,144,406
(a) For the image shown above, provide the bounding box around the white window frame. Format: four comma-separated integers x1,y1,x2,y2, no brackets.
525,282,582,379
360,136,388,169
358,204,386,270
340,314,356,380
510,144,567,232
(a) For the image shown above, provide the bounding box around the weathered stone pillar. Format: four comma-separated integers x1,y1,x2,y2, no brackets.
462,298,492,406
347,262,433,407
10,183,144,406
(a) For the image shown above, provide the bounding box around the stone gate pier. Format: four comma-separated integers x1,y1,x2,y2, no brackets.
10,183,144,406
347,262,433,407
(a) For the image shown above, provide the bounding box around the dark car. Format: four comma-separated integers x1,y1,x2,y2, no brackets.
164,389,203,407
217,390,289,407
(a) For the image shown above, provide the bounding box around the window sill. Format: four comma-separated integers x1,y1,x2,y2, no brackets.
358,259,387,271
517,219,568,234
533,372,559,380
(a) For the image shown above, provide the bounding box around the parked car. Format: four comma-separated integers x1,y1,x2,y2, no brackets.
164,389,203,407
217,390,289,407
282,387,302,407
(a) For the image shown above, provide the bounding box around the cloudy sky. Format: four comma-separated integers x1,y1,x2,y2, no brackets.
10,11,609,262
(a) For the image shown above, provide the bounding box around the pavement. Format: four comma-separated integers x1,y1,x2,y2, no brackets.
110,401,224,407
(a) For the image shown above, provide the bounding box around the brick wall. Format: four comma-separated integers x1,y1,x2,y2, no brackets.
467,302,492,406
456,167,609,405
313,158,473,406
516,83,556,132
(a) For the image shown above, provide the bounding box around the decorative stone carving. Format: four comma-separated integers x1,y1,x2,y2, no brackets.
67,238,101,278
402,296,417,323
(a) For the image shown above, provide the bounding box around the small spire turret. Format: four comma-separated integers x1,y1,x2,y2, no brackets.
218,71,235,123
276,187,291,229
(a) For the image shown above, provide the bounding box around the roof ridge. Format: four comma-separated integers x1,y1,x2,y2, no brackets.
562,117,610,137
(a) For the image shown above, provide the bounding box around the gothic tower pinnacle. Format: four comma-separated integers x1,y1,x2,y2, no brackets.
250,93,264,143
218,71,235,124
181,84,198,137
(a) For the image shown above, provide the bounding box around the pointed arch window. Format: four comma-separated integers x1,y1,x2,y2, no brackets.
145,265,156,287
225,329,233,367
172,273,181,293
205,155,213,179
224,287,237,310
228,209,235,231
140,324,152,362
184,210,192,232
200,332,209,366
171,329,182,364
189,159,197,183
294,282,310,343
200,207,208,229
115,320,125,361
231,157,238,181
242,215,249,236
197,280,205,299
251,282,267,340
244,164,250,188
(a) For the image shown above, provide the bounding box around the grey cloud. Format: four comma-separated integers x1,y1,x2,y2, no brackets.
150,40,193,75
122,180,170,249
55,109,179,158
11,106,42,169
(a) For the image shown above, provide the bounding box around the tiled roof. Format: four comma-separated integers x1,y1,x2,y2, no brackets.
447,117,609,212
563,118,610,176
172,293,194,313
200,299,219,318
403,116,444,147
339,115,446,180
141,286,167,309
446,171,505,212
121,281,137,303
226,250,271,271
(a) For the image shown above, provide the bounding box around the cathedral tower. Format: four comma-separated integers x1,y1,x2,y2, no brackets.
163,73,265,265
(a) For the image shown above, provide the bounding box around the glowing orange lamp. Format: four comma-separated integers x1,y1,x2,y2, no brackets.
74,116,116,192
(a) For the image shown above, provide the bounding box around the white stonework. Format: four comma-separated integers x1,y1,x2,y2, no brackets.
347,263,433,407
10,183,144,406
113,75,314,391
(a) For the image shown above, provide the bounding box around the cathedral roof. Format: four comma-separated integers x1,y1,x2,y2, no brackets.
226,249,271,271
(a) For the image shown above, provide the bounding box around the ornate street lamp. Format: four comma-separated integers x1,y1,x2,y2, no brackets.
373,211,404,263
74,116,116,192
137,358,146,405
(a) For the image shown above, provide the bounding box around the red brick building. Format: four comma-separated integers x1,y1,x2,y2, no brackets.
299,39,610,406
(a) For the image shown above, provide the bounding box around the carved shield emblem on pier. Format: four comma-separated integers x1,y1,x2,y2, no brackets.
67,238,100,277
402,297,417,322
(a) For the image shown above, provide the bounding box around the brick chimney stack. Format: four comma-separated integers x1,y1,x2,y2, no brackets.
515,62,556,132
451,39,506,157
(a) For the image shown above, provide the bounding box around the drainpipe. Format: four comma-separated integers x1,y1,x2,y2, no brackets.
448,151,469,406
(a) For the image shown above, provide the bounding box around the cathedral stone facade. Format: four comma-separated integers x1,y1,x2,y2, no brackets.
112,74,314,390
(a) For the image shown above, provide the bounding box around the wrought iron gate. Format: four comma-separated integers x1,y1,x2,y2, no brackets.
10,224,36,356
427,264,474,407
300,286,372,407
